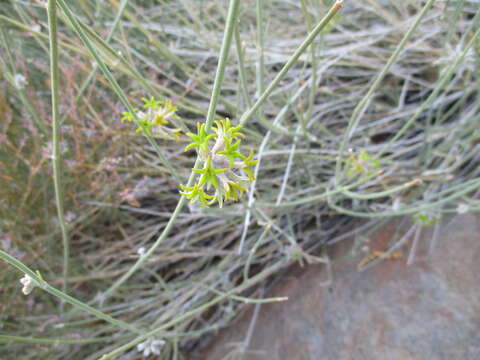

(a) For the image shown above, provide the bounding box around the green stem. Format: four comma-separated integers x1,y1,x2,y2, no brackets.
61,0,130,124
255,0,266,111
330,178,480,218
234,23,252,108
250,0,288,134
341,179,422,200
101,0,242,301
334,0,436,180
0,251,144,335
380,26,480,156
239,0,344,126
47,0,70,305
99,259,287,360
259,170,381,208
237,0,344,252
55,0,181,185
300,0,320,134
203,0,241,131
0,334,129,345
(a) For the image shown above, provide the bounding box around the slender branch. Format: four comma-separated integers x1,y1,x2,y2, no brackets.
0,251,144,335
239,0,344,126
47,0,70,304
334,0,436,181
101,0,242,301
55,0,181,185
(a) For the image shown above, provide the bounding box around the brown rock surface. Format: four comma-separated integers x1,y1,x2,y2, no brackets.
197,214,480,360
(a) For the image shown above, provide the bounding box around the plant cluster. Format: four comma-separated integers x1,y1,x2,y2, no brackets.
346,149,381,178
412,212,440,226
121,96,181,140
181,119,258,207
3,0,480,359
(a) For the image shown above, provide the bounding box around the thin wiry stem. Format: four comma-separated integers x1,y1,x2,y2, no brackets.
235,23,252,108
299,0,320,135
55,0,181,185
255,0,266,118
238,0,344,253
239,0,344,126
0,251,144,335
101,0,242,301
380,25,480,156
47,0,70,304
3,1,480,357
99,260,286,359
0,334,129,345
62,0,130,124
334,0,437,181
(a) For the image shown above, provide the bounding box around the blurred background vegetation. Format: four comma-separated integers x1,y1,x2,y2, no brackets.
1,0,479,359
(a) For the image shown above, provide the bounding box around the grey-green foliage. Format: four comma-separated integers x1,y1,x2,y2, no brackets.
0,0,479,359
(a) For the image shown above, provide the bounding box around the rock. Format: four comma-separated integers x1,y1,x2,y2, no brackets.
197,214,480,360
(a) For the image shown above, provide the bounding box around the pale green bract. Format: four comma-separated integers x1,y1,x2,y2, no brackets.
182,119,257,207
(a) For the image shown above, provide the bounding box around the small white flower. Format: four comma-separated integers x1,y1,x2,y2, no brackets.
13,74,28,90
20,274,36,295
137,338,165,357
137,247,146,256
456,203,469,215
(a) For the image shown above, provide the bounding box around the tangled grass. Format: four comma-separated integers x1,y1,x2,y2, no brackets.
1,0,479,359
